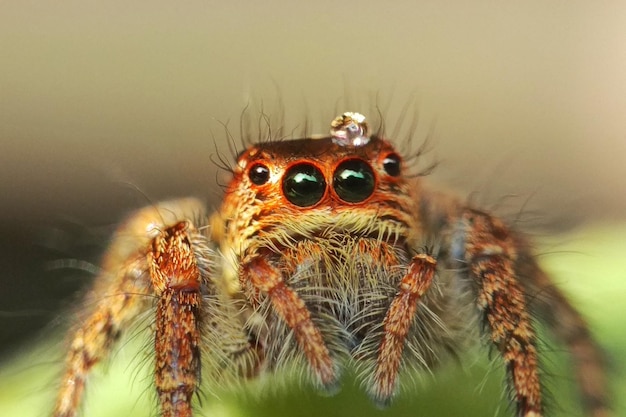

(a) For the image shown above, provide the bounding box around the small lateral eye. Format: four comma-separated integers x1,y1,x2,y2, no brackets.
282,163,326,207
333,159,375,203
249,163,270,185
382,153,401,177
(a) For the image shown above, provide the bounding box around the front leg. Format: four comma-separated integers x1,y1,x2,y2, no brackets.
241,253,337,390
149,221,204,417
459,210,542,417
370,253,437,406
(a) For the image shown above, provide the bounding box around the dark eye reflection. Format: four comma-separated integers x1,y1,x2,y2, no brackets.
282,163,326,207
382,153,401,177
333,159,375,203
248,163,270,185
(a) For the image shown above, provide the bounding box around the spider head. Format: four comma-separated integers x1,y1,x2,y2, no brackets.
219,113,418,256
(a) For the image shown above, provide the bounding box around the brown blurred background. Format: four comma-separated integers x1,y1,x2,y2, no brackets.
0,0,625,369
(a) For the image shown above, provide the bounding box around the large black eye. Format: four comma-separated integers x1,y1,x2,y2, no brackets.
282,163,326,207
249,163,270,185
333,159,375,203
382,153,401,177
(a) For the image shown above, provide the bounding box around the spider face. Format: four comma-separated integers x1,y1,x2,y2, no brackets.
221,133,414,249
230,112,401,209
52,112,610,417
238,137,403,207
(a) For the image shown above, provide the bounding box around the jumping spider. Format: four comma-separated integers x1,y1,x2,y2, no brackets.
53,112,610,417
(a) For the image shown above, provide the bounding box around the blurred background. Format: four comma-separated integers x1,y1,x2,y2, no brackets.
0,1,625,416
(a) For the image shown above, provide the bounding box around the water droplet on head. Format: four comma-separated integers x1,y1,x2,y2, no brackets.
330,112,370,147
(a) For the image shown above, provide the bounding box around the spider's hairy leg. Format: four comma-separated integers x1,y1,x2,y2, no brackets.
53,199,207,417
519,253,612,417
241,251,336,390
460,210,543,417
53,255,150,417
148,221,204,417
370,253,437,406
